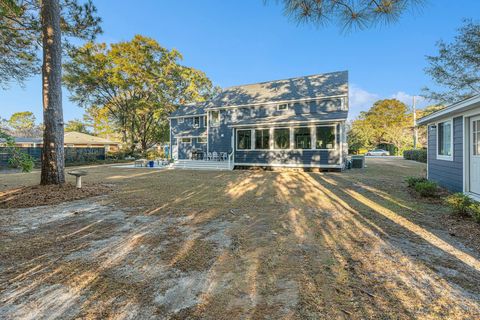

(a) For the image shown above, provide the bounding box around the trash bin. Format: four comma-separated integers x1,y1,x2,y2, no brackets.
148,160,154,168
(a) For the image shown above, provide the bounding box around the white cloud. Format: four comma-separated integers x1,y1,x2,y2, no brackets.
348,86,431,120
390,91,428,109
348,84,379,120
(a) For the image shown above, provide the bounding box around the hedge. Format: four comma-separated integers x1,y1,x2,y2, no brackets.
403,149,427,163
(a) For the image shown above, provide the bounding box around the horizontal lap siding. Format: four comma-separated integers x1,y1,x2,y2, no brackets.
427,116,463,192
235,150,340,165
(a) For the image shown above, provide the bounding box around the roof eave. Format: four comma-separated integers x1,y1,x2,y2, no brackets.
417,95,480,125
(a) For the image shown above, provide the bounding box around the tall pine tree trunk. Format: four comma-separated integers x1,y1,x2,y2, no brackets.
40,0,65,185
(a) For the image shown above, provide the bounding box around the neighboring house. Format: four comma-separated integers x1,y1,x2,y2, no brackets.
417,94,480,201
169,71,349,170
0,132,121,152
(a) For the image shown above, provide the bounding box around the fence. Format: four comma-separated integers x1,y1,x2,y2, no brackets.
0,147,106,167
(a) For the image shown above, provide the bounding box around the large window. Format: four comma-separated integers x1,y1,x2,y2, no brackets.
211,111,220,126
316,126,336,149
438,120,452,159
237,130,252,150
274,128,290,149
255,129,270,149
294,127,311,149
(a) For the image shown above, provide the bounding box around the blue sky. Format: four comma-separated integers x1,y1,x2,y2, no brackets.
1,0,479,122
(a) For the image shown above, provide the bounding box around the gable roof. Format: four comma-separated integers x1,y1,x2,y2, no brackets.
417,94,480,125
169,104,206,118
207,71,348,109
64,132,119,145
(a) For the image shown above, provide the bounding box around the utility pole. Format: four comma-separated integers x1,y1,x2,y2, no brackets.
413,96,418,149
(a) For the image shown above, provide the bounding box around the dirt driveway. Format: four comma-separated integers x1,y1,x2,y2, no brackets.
1,159,479,319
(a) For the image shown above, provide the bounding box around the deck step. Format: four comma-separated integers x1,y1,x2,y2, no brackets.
171,160,232,171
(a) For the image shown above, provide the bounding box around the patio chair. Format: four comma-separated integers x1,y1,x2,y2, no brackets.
212,151,219,161
206,152,212,160
220,152,227,161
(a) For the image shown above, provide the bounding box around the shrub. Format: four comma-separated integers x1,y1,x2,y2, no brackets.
405,176,428,188
414,181,438,197
403,149,427,163
469,202,480,223
445,193,473,216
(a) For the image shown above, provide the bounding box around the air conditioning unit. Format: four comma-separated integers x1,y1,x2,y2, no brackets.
351,155,365,169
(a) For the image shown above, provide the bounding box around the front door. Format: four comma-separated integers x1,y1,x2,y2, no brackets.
470,116,480,195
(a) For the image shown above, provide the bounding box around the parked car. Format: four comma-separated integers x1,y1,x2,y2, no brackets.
366,149,390,156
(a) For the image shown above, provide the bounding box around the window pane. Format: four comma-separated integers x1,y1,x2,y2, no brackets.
274,128,290,149
294,127,311,149
316,126,335,149
438,122,452,156
237,130,251,150
211,111,220,126
255,129,270,149
197,137,207,143
194,117,200,126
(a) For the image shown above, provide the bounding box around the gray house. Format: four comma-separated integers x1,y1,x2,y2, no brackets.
417,94,480,201
169,71,349,170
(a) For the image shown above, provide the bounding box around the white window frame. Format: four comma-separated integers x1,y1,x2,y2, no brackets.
178,117,184,124
272,127,291,150
180,137,191,143
293,126,313,150
436,118,453,161
237,129,252,150
197,136,207,144
210,111,220,127
203,116,207,127
277,103,289,111
315,125,337,151
254,128,270,150
193,116,200,128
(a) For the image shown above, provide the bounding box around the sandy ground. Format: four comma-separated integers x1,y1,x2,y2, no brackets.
1,158,479,319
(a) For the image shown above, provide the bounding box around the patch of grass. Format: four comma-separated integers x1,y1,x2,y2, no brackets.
171,239,218,272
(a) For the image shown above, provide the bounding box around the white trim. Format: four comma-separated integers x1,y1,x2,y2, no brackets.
178,117,185,124
168,113,207,120
466,192,480,202
467,114,480,195
176,135,205,139
426,123,429,179
463,116,467,193
207,94,348,111
230,119,344,128
277,103,289,111
436,118,454,161
234,162,342,169
169,118,172,160
418,94,480,125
